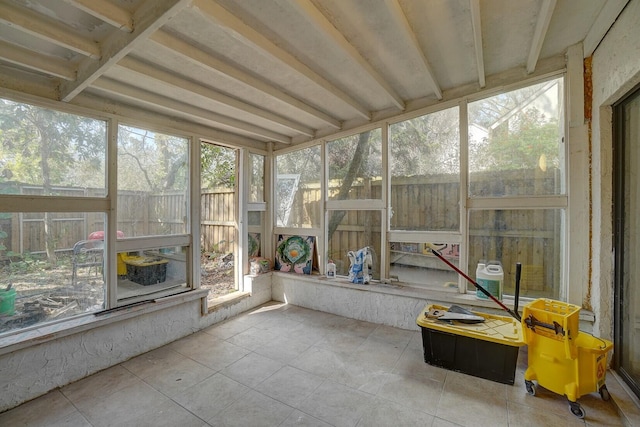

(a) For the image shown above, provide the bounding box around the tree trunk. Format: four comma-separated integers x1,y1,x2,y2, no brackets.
327,131,371,240
38,126,57,265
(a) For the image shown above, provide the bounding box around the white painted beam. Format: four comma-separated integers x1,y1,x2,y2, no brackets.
92,78,292,144
0,40,76,80
290,0,404,111
59,0,191,102
63,0,134,32
583,0,629,57
386,0,442,100
526,0,556,74
117,57,315,136
192,0,371,121
0,2,100,58
150,31,341,129
469,0,486,88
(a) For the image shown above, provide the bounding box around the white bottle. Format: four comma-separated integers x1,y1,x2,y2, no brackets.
327,260,336,279
476,262,504,301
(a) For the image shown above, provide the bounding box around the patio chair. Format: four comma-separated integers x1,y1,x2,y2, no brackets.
71,239,104,286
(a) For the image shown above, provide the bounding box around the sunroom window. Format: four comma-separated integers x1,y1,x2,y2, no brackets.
275,146,321,229
116,125,190,303
467,77,566,300
0,98,108,334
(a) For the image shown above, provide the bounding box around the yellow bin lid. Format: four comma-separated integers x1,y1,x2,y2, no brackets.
417,304,525,347
122,255,169,267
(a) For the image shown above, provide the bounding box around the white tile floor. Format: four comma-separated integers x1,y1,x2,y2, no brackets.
0,302,627,426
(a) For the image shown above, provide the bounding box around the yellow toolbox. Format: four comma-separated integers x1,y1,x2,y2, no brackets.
522,299,613,419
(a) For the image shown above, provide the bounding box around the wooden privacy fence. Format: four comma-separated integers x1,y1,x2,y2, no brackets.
290,168,562,295
1,169,561,294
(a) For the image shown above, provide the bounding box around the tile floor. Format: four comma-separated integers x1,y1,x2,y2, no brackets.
0,302,628,426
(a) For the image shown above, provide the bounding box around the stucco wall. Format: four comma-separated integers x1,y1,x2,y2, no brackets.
0,275,272,412
591,0,640,338
272,273,434,330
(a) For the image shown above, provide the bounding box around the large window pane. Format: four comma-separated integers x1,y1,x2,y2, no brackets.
117,245,188,303
327,210,381,281
200,143,238,303
249,153,264,203
0,212,106,335
0,98,107,195
389,242,460,291
468,78,565,197
468,209,564,299
117,126,189,237
390,107,459,231
327,129,382,201
275,146,321,228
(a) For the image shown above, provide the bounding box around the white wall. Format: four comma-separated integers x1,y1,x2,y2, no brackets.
591,0,640,338
0,274,272,412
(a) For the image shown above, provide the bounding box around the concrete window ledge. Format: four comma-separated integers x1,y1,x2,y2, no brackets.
0,288,209,356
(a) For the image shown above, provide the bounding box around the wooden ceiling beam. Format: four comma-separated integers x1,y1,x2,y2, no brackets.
470,0,486,88
0,2,100,58
0,40,76,80
386,0,442,100
117,57,315,137
63,0,134,32
193,0,371,121
290,0,404,111
92,78,292,144
526,0,556,74
59,0,191,102
150,31,341,130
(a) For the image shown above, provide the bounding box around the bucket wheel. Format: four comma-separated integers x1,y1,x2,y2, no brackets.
525,380,536,396
599,385,611,401
569,401,585,419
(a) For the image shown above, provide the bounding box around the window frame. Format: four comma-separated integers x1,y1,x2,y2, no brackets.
273,73,569,301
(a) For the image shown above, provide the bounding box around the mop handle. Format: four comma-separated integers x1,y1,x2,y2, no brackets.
428,248,521,321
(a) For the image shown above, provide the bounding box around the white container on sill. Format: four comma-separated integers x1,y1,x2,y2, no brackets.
476,262,503,301
326,260,336,279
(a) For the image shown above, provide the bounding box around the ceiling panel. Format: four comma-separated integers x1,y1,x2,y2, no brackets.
0,0,624,149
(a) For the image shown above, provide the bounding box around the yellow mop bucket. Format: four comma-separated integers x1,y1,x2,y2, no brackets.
522,298,613,419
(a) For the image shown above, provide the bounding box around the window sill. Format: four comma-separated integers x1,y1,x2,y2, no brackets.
207,291,252,313
273,271,537,314
0,288,209,356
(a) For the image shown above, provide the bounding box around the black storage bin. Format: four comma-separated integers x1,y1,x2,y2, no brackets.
124,256,168,286
417,304,525,385
420,327,520,385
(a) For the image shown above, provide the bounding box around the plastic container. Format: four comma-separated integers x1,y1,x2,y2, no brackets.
123,256,168,286
0,287,16,316
522,298,613,418
326,260,336,279
476,262,503,301
417,304,525,384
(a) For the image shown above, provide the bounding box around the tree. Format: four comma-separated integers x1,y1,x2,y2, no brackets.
201,143,236,190
117,126,187,192
0,99,106,264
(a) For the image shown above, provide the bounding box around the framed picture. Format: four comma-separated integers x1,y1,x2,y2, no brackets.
275,234,315,274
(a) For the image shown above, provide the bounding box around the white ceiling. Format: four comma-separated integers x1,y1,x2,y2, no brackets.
0,0,629,148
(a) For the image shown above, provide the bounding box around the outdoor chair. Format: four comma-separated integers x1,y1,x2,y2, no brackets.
71,239,104,286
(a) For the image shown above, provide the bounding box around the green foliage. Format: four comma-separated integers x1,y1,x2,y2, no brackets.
5,251,46,274
118,126,188,192
390,107,459,176
327,130,382,181
201,144,236,190
0,98,107,189
276,146,321,184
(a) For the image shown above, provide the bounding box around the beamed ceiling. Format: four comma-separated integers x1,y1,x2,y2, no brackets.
0,0,629,149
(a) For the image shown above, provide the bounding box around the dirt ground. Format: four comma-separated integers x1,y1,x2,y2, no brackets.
0,253,237,333
199,252,237,299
